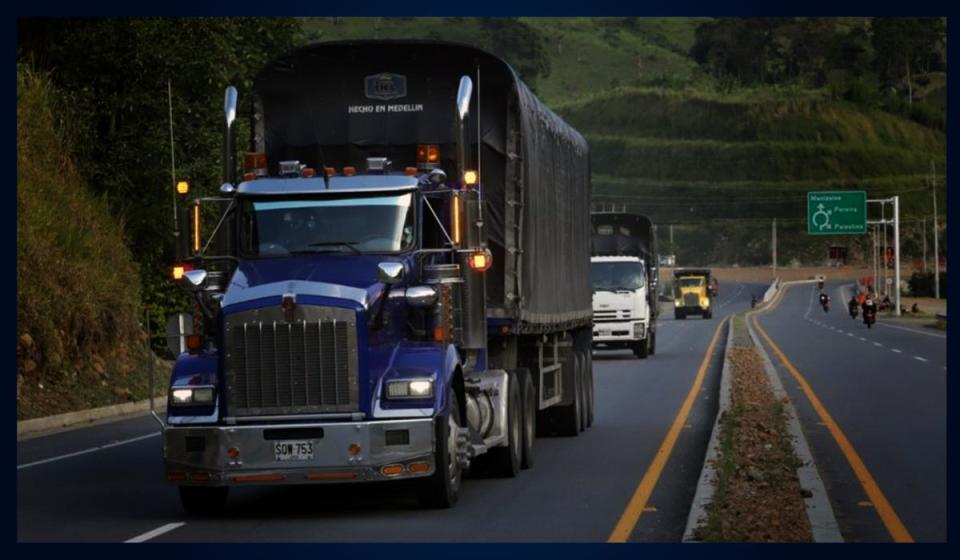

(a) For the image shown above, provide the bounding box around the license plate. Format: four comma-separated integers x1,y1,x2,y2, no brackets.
599,329,611,336
274,440,314,462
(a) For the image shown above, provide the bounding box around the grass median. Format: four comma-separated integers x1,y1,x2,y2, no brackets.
694,312,812,542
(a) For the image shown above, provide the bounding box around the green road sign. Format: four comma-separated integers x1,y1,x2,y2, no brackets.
807,191,867,235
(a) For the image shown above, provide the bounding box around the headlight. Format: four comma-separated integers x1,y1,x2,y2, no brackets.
385,379,434,399
633,322,644,339
169,386,215,406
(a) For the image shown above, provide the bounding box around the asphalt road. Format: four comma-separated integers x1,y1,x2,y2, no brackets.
755,282,946,542
18,282,761,543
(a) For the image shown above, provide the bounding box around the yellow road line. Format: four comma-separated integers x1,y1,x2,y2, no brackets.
607,316,728,543
751,314,914,543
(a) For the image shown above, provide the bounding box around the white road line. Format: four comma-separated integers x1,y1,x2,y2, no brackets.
837,330,845,334
914,356,929,363
859,337,867,342
17,432,159,470
877,321,947,339
873,342,883,347
125,522,187,543
847,333,854,337
892,349,902,353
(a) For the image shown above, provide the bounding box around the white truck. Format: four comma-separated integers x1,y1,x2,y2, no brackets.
590,212,659,359
591,256,654,358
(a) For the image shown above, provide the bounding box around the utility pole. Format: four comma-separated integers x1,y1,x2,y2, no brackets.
881,202,887,295
168,80,178,235
932,160,940,299
922,218,928,273
872,223,878,295
772,218,777,277
893,196,901,317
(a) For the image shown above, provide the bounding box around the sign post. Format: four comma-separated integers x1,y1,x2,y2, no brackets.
807,191,867,235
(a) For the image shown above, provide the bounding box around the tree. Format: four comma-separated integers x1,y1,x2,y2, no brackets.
18,17,302,335
871,17,946,105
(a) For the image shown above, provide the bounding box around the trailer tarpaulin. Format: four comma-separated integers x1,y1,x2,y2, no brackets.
253,41,592,331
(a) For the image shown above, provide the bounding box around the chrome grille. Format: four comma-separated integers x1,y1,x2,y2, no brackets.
224,305,359,416
683,293,700,307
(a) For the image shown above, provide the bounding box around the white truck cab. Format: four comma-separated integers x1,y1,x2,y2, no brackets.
591,256,653,358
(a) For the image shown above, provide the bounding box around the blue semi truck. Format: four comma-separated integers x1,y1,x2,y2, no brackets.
162,41,594,512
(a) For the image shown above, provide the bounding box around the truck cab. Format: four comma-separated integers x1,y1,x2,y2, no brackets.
161,40,595,514
591,256,652,358
673,269,713,319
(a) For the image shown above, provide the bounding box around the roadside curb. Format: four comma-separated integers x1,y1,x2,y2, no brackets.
747,282,844,542
17,398,166,440
681,315,733,541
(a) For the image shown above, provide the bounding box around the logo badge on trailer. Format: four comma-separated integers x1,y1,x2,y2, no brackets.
365,73,407,101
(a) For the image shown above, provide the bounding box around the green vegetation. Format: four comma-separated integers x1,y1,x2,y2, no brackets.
17,67,159,419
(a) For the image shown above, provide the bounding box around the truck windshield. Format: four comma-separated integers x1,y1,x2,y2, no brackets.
679,278,704,287
591,262,645,291
238,193,415,256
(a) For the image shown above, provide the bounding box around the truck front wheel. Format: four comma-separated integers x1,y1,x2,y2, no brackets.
178,486,228,515
633,337,650,359
418,387,463,508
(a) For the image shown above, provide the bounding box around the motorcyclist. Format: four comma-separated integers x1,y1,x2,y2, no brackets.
848,295,859,319
862,296,878,327
819,292,830,311
751,294,758,309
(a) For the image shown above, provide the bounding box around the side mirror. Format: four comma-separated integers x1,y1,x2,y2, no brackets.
165,313,194,357
377,262,405,285
179,269,208,290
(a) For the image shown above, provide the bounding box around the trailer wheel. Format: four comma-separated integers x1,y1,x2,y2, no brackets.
704,309,713,319
418,387,462,508
649,329,657,356
488,370,522,477
585,350,594,428
552,351,582,437
519,369,536,469
675,310,685,320
178,486,228,515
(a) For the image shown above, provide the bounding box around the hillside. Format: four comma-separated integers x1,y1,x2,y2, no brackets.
301,17,945,266
17,67,161,419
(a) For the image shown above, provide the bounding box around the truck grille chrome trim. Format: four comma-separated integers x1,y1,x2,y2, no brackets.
225,305,359,416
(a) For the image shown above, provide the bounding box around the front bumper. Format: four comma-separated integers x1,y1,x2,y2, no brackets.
163,417,435,485
593,320,645,343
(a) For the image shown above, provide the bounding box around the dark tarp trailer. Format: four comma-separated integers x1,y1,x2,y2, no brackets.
252,40,592,333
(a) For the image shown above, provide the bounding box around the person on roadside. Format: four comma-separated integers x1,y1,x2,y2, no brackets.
911,303,920,314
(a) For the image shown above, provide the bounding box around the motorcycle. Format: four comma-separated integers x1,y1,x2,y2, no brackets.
848,304,859,319
751,295,758,309
863,308,876,328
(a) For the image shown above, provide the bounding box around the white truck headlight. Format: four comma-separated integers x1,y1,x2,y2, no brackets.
169,386,215,406
633,322,645,339
385,379,434,399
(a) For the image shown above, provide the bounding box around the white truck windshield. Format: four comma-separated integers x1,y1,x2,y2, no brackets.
239,193,415,256
591,262,646,291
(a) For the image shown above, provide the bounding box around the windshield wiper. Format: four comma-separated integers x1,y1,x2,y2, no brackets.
305,241,362,255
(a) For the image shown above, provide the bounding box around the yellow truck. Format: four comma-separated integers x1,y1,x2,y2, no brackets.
673,269,713,319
